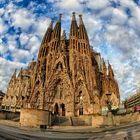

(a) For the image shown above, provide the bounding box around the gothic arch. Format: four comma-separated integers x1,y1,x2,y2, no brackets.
54,56,66,69
44,73,74,116
75,78,92,115
47,77,72,100
56,61,63,71
47,71,73,94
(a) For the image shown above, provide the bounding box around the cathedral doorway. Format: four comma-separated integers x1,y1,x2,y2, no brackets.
54,103,59,115
61,103,65,116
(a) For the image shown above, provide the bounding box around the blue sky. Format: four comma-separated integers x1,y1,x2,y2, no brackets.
0,0,140,101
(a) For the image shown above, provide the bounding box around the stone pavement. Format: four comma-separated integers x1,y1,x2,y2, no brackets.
0,119,140,134
49,122,140,133
0,120,19,127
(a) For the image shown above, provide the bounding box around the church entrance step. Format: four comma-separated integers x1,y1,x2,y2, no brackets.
52,116,92,126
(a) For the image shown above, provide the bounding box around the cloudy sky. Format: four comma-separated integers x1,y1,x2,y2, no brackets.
0,0,140,100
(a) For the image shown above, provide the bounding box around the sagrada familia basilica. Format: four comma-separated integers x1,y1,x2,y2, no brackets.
2,13,120,116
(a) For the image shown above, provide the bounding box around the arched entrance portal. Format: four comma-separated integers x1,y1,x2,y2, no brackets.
61,103,65,116
54,103,59,115
54,103,66,116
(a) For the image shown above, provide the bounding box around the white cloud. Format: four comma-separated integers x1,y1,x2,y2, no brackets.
52,0,82,11
35,17,51,37
58,0,81,9
15,0,23,2
0,19,8,34
0,0,140,101
0,44,7,54
111,8,128,25
27,35,40,55
11,8,35,31
19,33,29,46
87,0,110,10
12,49,31,62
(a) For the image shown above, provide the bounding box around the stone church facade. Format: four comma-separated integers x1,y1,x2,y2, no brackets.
2,13,120,116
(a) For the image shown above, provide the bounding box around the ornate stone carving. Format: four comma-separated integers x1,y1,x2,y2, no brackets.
2,13,120,116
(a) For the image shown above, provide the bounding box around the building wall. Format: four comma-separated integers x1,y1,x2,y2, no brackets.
2,13,120,117
0,111,20,120
20,110,140,128
1,62,35,112
125,92,140,109
28,14,120,116
0,91,5,109
92,112,140,127
20,108,51,127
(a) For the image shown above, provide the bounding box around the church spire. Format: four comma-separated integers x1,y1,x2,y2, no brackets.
72,12,76,21
108,62,114,79
70,12,78,38
61,30,66,41
79,14,84,25
11,69,17,80
38,18,54,58
52,14,62,39
18,67,23,77
9,69,17,85
58,13,62,22
49,18,54,28
102,59,107,75
79,14,89,41
42,18,54,44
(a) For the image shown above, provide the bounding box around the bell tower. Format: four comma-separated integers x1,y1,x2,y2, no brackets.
28,13,120,116
30,19,54,109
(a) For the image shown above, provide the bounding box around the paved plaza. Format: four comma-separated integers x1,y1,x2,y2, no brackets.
0,120,139,140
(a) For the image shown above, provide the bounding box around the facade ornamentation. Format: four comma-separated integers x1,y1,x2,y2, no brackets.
2,13,120,116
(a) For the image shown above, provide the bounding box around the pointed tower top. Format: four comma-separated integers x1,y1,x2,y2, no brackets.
61,30,66,40
49,18,54,29
9,69,17,84
79,14,84,25
12,69,17,77
40,17,54,46
72,12,76,21
79,14,89,42
12,69,17,79
102,59,107,75
51,14,62,39
102,59,106,65
18,67,23,77
58,14,62,22
108,62,114,79
108,60,110,65
70,12,78,38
